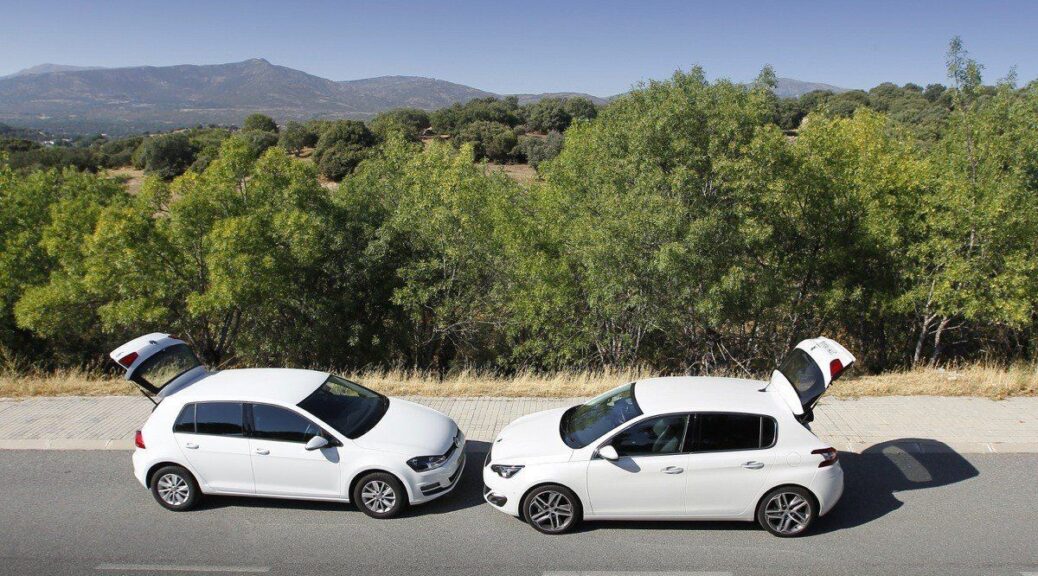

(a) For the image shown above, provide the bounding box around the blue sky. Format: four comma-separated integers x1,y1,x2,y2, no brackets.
0,0,1035,96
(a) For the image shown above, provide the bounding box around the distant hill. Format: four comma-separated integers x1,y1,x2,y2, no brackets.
2,63,107,78
774,77,848,99
0,59,843,134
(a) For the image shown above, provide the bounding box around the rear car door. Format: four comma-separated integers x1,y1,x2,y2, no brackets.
585,414,690,517
172,402,255,494
247,403,343,498
684,413,778,517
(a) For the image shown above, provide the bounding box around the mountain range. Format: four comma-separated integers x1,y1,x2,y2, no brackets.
0,59,845,135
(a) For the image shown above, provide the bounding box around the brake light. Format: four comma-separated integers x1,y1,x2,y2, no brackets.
118,351,139,367
829,359,844,379
812,447,838,467
134,430,146,449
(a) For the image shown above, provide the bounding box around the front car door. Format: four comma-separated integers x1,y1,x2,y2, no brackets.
173,402,255,494
684,412,778,517
585,414,690,518
247,403,343,499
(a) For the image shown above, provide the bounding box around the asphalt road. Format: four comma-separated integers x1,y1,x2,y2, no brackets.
1,444,1036,576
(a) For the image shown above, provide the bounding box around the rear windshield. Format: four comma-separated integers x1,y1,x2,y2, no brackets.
134,344,201,391
779,348,826,406
560,382,643,449
297,375,388,439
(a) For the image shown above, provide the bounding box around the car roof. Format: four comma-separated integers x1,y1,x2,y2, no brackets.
632,376,784,417
172,368,330,405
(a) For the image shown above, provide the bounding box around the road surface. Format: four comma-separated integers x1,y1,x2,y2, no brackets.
1,445,1036,576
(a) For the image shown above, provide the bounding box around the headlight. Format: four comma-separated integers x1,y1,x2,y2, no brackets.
491,464,524,478
407,454,450,472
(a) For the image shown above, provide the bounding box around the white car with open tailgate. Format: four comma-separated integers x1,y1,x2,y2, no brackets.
113,333,466,518
483,337,854,536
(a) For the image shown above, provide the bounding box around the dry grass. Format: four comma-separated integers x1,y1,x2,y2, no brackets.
103,167,146,196
2,364,1036,399
485,163,539,185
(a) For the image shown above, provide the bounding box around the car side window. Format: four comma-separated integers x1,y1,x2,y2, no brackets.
173,403,195,433
194,402,244,436
690,413,776,452
610,415,689,457
251,404,320,443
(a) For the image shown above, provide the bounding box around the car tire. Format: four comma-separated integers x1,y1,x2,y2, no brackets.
756,486,818,537
522,484,582,534
352,472,408,519
150,465,200,511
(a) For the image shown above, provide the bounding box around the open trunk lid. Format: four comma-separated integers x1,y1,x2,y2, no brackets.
109,333,207,399
768,337,855,422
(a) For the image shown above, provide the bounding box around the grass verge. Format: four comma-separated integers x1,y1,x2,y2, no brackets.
1,364,1036,399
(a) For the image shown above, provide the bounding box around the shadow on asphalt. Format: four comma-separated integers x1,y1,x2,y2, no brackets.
193,440,492,516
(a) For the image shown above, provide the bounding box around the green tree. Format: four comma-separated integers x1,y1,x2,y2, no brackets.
369,108,431,142
136,133,195,180
242,113,278,133
456,121,518,162
278,121,318,156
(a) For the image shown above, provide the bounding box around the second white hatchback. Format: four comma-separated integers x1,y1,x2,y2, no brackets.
116,334,466,518
483,337,853,536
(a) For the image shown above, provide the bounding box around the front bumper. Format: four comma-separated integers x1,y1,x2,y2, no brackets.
407,435,467,505
482,463,524,517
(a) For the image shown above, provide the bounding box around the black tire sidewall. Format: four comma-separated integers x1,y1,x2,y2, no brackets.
756,486,817,537
352,472,407,519
150,465,199,511
522,484,582,534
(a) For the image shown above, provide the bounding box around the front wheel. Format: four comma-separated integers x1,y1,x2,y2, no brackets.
352,472,407,519
522,484,581,534
150,465,200,511
756,486,817,537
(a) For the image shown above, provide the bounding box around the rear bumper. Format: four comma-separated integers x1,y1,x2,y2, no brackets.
131,449,149,488
812,462,844,516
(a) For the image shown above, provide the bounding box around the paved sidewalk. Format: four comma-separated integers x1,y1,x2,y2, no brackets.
1,395,1036,452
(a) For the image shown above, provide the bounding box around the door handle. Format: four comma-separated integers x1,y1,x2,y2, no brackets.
742,461,765,470
185,443,198,449
662,466,684,474
255,448,270,455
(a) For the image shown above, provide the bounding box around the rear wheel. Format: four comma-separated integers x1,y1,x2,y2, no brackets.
522,484,581,534
756,486,817,537
150,465,200,511
352,472,407,519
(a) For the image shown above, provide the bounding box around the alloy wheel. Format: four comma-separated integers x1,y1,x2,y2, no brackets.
529,490,574,532
763,491,811,535
156,473,190,507
361,480,397,513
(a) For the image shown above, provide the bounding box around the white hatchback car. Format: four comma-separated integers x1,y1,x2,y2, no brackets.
114,334,466,518
483,337,854,536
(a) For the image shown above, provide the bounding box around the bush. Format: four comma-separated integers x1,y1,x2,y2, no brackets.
369,108,431,142
518,131,564,168
278,121,318,155
317,143,369,181
237,130,279,159
313,120,376,180
136,133,195,179
456,121,518,163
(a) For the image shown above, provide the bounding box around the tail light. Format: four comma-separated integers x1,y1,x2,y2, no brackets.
134,430,146,449
118,352,139,367
812,447,838,467
829,359,844,379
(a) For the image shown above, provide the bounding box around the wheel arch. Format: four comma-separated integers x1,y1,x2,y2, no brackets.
145,461,197,488
755,483,820,516
518,481,585,521
347,468,410,503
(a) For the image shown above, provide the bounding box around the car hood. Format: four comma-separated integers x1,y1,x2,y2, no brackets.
491,407,574,464
354,398,458,456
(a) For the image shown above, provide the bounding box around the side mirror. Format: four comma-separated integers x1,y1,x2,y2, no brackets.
305,435,330,451
597,445,619,461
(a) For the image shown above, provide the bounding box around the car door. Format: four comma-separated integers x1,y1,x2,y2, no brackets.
172,402,255,494
247,403,343,499
684,412,778,517
585,414,690,517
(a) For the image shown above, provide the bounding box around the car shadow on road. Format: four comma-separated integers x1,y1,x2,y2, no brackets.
812,438,979,534
193,440,492,516
575,438,979,535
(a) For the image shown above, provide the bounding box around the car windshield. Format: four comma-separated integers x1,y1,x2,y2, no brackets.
134,344,201,391
297,375,389,439
560,382,642,449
